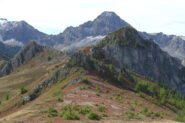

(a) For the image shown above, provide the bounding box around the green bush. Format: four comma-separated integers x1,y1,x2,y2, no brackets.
79,106,91,115
20,87,28,94
96,93,100,96
117,73,124,82
82,76,89,83
57,97,63,102
96,86,101,93
175,109,185,122
101,113,108,117
105,90,109,93
48,56,52,61
60,104,81,120
79,86,90,90
87,112,101,120
140,107,161,118
6,95,9,100
98,105,106,112
125,112,140,119
114,93,122,101
129,107,135,111
61,111,80,120
158,88,168,104
48,107,58,117
108,64,113,73
135,81,148,92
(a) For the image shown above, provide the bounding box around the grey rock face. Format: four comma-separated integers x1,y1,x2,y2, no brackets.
96,27,185,93
0,41,44,77
62,11,130,42
41,11,131,48
141,32,185,60
182,59,185,66
22,65,70,104
0,41,20,58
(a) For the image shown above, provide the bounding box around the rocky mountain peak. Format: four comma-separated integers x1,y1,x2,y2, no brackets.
95,27,185,93
52,11,131,47
93,11,131,31
97,11,118,18
98,27,152,49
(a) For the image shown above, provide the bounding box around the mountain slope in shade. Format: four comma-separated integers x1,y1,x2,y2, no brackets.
93,27,185,93
141,32,185,61
0,40,20,58
0,41,44,77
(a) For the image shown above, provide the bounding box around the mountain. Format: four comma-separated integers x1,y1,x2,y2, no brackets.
0,28,185,122
1,13,185,60
41,11,131,50
91,27,185,93
0,40,20,58
0,40,181,123
60,11,131,43
141,32,185,63
182,59,185,66
0,18,47,46
0,41,45,77
0,12,131,52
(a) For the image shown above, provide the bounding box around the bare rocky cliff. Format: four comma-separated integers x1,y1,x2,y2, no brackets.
93,27,185,93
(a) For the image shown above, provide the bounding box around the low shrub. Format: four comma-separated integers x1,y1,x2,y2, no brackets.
87,112,101,120
61,111,80,120
20,87,28,94
98,105,106,112
140,107,161,118
57,97,63,102
175,109,185,122
125,112,140,119
79,106,91,115
48,107,58,117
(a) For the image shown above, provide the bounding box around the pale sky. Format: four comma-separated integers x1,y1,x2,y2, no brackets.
0,0,185,35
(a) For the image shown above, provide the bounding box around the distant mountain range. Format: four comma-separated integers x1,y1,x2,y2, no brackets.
0,12,185,64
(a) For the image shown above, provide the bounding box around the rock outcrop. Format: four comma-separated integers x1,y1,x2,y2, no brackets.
0,41,44,77
93,27,185,93
141,32,185,61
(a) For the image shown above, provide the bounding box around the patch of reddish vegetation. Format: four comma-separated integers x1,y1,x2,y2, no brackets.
21,75,176,122
61,75,175,121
